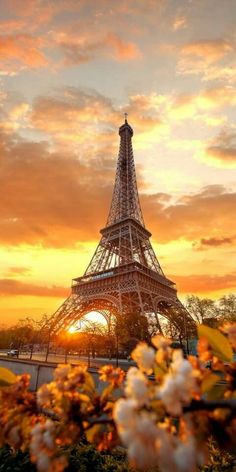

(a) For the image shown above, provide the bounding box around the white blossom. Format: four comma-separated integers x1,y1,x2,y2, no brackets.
125,367,149,406
157,350,199,416
114,402,159,469
54,364,70,381
113,398,136,429
30,420,56,472
152,334,172,350
132,342,155,374
174,439,197,472
223,322,236,349
36,455,50,472
37,383,52,407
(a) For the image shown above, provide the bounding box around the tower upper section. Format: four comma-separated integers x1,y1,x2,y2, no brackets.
106,117,145,227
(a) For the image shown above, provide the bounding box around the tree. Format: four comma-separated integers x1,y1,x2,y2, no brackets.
219,294,236,322
185,295,219,325
117,312,150,355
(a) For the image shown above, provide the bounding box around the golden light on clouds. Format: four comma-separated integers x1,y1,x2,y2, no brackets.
0,0,235,324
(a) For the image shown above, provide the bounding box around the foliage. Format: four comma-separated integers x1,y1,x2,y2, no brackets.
117,312,150,354
0,322,235,471
0,444,133,472
0,445,36,471
0,440,235,472
186,294,236,326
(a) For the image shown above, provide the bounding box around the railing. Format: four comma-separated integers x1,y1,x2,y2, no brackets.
72,262,176,290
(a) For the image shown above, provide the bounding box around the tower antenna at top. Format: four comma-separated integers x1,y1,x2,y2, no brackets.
124,112,128,122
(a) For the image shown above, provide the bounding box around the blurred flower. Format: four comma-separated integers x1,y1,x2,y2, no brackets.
132,342,155,374
37,383,53,408
222,322,236,349
152,335,172,350
174,438,198,472
125,367,149,406
158,350,199,415
99,365,125,386
152,335,172,363
197,337,212,362
30,420,56,471
54,365,70,382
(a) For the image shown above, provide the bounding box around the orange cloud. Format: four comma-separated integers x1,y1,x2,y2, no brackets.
0,34,48,73
106,33,141,60
0,279,67,297
181,39,234,63
0,127,114,247
29,88,165,148
5,267,32,276
172,15,187,31
170,86,236,120
178,38,235,77
193,237,235,250
0,111,235,249
142,185,236,244
172,272,236,294
56,31,141,65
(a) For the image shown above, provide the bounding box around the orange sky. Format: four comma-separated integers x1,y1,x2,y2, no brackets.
0,0,236,325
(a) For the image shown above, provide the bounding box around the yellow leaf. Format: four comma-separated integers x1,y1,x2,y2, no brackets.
201,373,219,394
205,382,227,400
154,364,166,380
101,384,113,401
197,325,233,362
79,393,90,403
85,424,101,443
85,372,95,391
0,367,17,387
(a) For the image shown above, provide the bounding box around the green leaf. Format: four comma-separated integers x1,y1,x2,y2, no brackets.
201,373,219,394
197,325,233,362
0,367,17,387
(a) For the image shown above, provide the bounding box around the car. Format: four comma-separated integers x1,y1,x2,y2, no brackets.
7,349,19,357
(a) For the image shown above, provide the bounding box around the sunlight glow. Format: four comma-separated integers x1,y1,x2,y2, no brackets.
68,325,79,334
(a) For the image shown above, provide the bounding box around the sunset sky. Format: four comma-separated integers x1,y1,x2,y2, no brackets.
0,0,236,325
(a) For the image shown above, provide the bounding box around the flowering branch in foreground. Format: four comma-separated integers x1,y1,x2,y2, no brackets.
0,322,235,471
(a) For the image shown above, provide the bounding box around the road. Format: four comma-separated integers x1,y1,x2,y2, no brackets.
0,350,134,370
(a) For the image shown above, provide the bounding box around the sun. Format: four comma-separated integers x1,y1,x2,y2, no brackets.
67,323,81,334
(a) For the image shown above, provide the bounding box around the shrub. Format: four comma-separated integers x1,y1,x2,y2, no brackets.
0,323,235,471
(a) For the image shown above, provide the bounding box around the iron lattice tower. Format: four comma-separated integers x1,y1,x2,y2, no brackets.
50,118,192,337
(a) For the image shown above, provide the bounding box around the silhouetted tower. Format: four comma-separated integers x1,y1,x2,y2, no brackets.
50,117,192,337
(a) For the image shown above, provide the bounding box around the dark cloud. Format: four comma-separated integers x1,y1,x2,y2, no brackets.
195,236,235,250
205,129,236,166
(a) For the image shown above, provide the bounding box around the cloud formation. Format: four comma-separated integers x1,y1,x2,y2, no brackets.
142,185,236,244
0,128,114,247
202,128,236,168
173,272,236,294
0,33,48,73
57,32,141,65
0,279,67,297
177,38,235,80
193,236,235,250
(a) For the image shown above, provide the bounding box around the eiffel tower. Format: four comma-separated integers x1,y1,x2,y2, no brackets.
49,116,192,338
